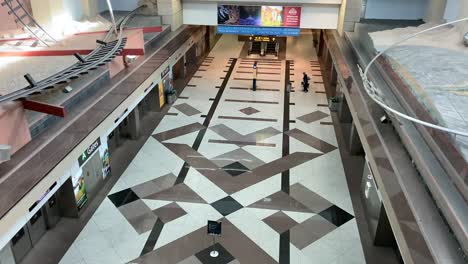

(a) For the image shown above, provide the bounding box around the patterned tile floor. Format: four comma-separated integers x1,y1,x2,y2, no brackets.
60,34,366,264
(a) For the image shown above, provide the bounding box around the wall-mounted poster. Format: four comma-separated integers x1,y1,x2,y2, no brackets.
261,6,283,27
284,7,301,28
102,149,111,178
239,6,261,26
72,170,87,210
218,5,239,25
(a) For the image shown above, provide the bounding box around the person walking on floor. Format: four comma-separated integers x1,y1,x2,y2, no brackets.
302,72,310,92
253,61,258,91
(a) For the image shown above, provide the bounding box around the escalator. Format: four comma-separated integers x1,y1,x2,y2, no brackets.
249,41,262,55
266,42,278,56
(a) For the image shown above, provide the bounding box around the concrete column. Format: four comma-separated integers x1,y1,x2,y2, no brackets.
339,97,353,123
157,0,183,31
81,0,99,18
338,0,362,34
424,0,447,23
457,0,468,39
349,122,364,155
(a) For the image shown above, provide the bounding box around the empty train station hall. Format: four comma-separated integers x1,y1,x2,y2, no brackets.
0,0,467,264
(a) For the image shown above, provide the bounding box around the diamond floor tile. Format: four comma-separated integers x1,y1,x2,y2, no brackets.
222,162,250,177
211,196,243,216
318,205,354,227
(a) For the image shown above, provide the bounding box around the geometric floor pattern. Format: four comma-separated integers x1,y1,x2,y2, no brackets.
60,34,366,264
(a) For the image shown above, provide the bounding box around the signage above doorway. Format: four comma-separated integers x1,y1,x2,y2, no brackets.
161,65,170,78
78,138,101,167
248,36,277,42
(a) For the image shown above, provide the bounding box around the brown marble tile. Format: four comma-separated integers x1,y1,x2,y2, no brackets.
208,139,276,147
153,123,205,142
128,211,159,234
290,183,332,213
152,202,187,223
132,219,277,264
145,183,205,203
248,191,311,213
164,143,319,195
285,128,337,154
230,87,280,92
234,78,280,82
173,103,202,116
210,148,265,170
227,99,279,105
218,116,277,122
296,110,329,124
239,106,260,115
290,215,337,250
131,173,177,199
210,124,280,144
263,211,298,234
177,256,203,264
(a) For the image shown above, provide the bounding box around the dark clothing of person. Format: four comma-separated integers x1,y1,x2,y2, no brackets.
303,74,310,92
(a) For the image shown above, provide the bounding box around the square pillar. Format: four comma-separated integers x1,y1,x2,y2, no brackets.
157,0,183,31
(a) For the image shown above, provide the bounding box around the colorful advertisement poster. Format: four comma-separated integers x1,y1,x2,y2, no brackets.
283,7,301,28
261,6,283,27
217,5,301,28
217,5,239,25
218,26,300,37
239,6,261,26
72,171,87,210
102,149,111,178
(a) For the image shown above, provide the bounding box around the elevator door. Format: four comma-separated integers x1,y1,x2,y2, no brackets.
27,210,47,245
11,227,32,263
43,194,61,229
82,152,103,196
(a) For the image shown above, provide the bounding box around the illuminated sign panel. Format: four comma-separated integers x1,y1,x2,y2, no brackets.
218,5,301,28
218,26,300,36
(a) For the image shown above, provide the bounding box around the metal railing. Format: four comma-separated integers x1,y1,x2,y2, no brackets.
0,7,143,105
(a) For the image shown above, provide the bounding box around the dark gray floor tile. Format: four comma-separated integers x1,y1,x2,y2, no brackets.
222,162,250,177
211,196,243,216
108,188,139,208
319,205,354,227
195,243,235,264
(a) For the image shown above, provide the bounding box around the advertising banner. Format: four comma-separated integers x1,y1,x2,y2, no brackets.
283,7,301,28
239,6,261,26
217,5,301,28
217,26,300,36
72,170,87,210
